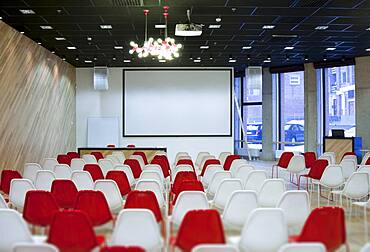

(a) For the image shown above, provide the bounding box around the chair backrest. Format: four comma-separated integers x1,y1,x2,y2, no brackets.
9,179,35,211
35,170,55,191
321,152,336,165
339,159,356,180
342,172,369,198
94,179,123,213
111,209,163,250
98,159,115,176
222,190,258,231
318,155,332,165
13,243,59,252
361,152,370,165
151,155,171,178
195,152,210,167
74,190,112,226
258,179,286,207
0,194,8,208
277,190,310,233
358,165,370,192
91,151,104,161
130,155,146,170
177,159,195,168
306,159,328,180
239,208,288,252
303,152,317,168
277,243,326,252
175,209,225,251
320,165,344,187
175,153,191,165
106,170,131,196
67,151,80,159
132,151,148,165
124,159,142,179
51,179,78,209
213,179,243,209
48,210,99,252
112,151,126,163
202,165,224,187
53,164,72,179
70,158,86,171
124,190,162,222
218,152,232,166
114,164,135,186
244,170,268,192
223,155,241,170
192,244,237,252
172,191,209,227
173,180,205,204
83,164,104,182
0,209,33,252
143,164,165,179
341,152,356,160
106,154,121,165
286,155,306,173
57,154,72,166
139,170,164,188
172,171,197,195
42,158,58,171
173,164,194,180
71,171,94,190
208,171,232,196
0,170,22,194
23,163,42,183
200,159,221,176
82,154,98,164
135,179,164,207
234,165,254,183
277,152,294,168
229,159,248,176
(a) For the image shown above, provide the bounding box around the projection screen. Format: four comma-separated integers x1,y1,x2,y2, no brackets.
123,69,232,137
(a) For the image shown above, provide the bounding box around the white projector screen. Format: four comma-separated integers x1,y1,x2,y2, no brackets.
123,69,232,136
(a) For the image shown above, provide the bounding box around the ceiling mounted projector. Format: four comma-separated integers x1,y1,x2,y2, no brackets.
175,9,203,36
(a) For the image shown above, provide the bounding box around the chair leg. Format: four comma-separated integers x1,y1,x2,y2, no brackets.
364,206,368,242
317,184,320,207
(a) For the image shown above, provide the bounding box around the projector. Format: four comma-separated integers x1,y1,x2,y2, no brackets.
175,23,202,36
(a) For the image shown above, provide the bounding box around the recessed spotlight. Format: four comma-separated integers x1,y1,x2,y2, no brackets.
242,46,252,50
84,60,92,63
315,25,328,30
62,57,66,61
0,17,3,20
262,25,275,29
67,46,76,50
366,27,370,31
19,9,35,14
200,45,209,49
114,46,123,49
75,56,79,61
194,59,201,63
247,55,251,60
189,55,193,60
264,59,271,63
304,55,309,61
51,50,55,54
284,46,294,50
326,47,336,51
124,59,131,63
93,57,98,61
100,24,112,29
55,37,66,41
155,24,166,29
40,25,53,30
37,42,42,45
229,59,236,63
209,24,221,29
159,59,166,63
20,31,25,34
366,48,370,51
112,57,116,61
87,37,92,41
216,17,222,22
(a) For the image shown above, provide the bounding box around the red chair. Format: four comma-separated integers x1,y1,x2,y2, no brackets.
172,171,197,195
200,159,221,176
342,152,356,161
177,159,195,168
271,152,294,178
74,190,113,227
91,151,104,161
83,164,104,181
48,210,104,252
0,170,22,194
366,157,370,165
298,159,328,190
289,207,347,252
151,155,170,178
106,170,131,196
106,144,116,148
124,190,162,222
67,151,80,159
127,144,136,148
23,190,59,227
174,209,225,252
223,155,240,171
173,180,204,204
100,246,145,252
51,180,78,209
303,152,316,169
57,154,72,166
124,159,142,179
132,151,148,165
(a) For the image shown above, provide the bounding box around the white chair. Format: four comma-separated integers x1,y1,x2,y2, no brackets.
71,171,94,190
361,153,370,165
192,244,238,252
318,155,332,165
237,208,288,252
207,171,232,197
201,164,224,188
314,165,344,207
222,190,258,231
234,165,254,184
9,179,35,212
195,152,210,169
198,155,216,172
173,164,194,180
82,154,98,164
70,158,86,171
244,170,267,193
258,179,286,208
286,155,306,184
98,159,115,176
277,243,326,252
114,164,135,186
130,154,145,170
277,191,310,234
0,194,8,208
110,209,163,251
218,152,232,166
53,164,72,179
105,154,121,165
144,164,165,179
175,152,190,165
320,152,336,164
42,158,58,171
135,179,165,208
13,243,59,252
212,179,243,209
229,159,248,177
358,165,370,193
94,179,123,214
112,151,126,163
34,170,55,191
342,154,357,164
340,159,356,180
23,163,42,183
139,170,164,191
353,199,370,240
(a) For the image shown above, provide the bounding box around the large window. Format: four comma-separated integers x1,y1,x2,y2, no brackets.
324,65,355,137
279,71,305,152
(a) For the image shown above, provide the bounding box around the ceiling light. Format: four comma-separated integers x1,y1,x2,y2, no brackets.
366,27,370,31
87,37,92,41
124,59,131,63
155,24,166,29
242,46,252,50
75,56,79,61
84,60,92,63
264,59,271,63
366,48,370,51
51,50,55,54
159,59,166,63
284,46,294,50
272,34,298,38
247,55,251,60
114,46,124,49
20,31,25,34
67,46,76,50
40,25,53,30
326,47,336,51
93,57,97,61
112,57,116,61
55,37,66,41
216,17,222,22
304,55,309,61
315,25,328,30
0,17,2,20
194,59,201,63
200,45,209,49
209,24,221,29
100,24,112,29
37,42,42,45
19,9,35,14
209,56,214,60
62,57,66,61
262,25,275,29
229,59,236,63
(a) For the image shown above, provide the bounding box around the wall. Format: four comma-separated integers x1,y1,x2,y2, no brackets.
76,68,234,161
0,21,76,171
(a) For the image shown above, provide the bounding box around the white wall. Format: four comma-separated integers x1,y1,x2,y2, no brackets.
76,67,234,161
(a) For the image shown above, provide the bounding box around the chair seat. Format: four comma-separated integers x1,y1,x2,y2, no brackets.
32,235,48,244
353,201,370,207
331,190,343,195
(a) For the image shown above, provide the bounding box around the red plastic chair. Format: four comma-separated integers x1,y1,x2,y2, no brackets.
132,151,148,165
124,190,162,222
106,170,131,196
304,152,316,169
83,164,104,181
174,209,225,252
271,152,294,177
200,159,221,176
74,190,113,227
172,171,198,195
23,190,59,227
127,144,136,148
289,207,347,252
67,152,80,159
173,180,204,204
0,170,22,194
48,210,104,252
298,159,328,190
177,159,195,168
341,152,356,161
100,246,145,252
151,155,170,178
366,157,370,165
91,151,104,161
124,159,142,179
223,155,241,171
106,144,116,148
51,180,78,209
57,154,72,166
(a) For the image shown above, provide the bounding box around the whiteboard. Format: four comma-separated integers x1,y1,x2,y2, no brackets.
87,117,119,147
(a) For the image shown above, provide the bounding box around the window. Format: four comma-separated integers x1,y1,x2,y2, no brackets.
324,65,355,137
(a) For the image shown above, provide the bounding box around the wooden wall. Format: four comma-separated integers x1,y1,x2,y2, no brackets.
0,21,76,172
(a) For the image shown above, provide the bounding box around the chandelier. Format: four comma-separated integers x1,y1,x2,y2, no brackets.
129,7,182,61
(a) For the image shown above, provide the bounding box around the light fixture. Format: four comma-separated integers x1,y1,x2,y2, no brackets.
326,47,336,51
366,27,370,31
37,42,42,45
112,57,116,61
247,55,251,60
75,56,79,61
87,37,92,41
262,25,275,29
55,37,66,40
209,55,214,60
304,55,309,61
93,56,98,61
124,59,131,63
216,17,222,22
114,46,124,49
242,46,252,49
159,59,166,63
200,45,209,49
209,24,221,29
19,9,35,14
284,46,294,50
264,59,271,63
229,59,236,63
100,24,112,29
51,50,55,54
315,25,328,30
0,16,3,20
40,25,53,29
366,48,370,51
194,59,201,63
286,54,290,61
67,46,76,50
20,31,25,34
84,60,92,63
62,57,66,61
155,24,166,28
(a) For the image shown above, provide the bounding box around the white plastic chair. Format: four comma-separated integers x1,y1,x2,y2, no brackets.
53,164,72,179
175,152,190,164
207,171,232,197
201,164,224,188
277,190,310,234
110,209,163,251
71,171,94,190
0,194,8,209
144,164,165,179
198,155,216,172
130,155,145,170
70,158,86,171
286,155,306,184
34,170,55,191
234,165,254,184
94,179,123,214
229,159,248,177
353,199,370,240
23,163,42,183
314,165,344,207
258,179,286,208
82,154,98,164
105,154,121,165
244,170,268,193
192,244,238,252
139,171,164,191
13,243,59,252
358,165,370,193
114,164,135,186
42,158,58,171
277,243,326,252
342,154,357,164
112,151,126,163
98,159,115,176
318,155,332,165
212,179,243,209
195,152,210,169
218,152,232,166
222,190,258,231
135,179,165,208
340,159,356,180
320,152,336,164
9,179,35,212
238,208,288,252
361,153,370,165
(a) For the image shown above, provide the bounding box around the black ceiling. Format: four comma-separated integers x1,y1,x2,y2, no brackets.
1,0,370,69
